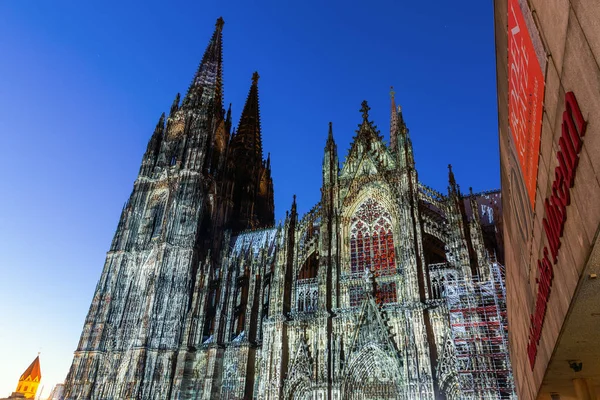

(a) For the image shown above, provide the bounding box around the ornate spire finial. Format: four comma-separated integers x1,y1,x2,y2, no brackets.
325,121,336,152
390,86,395,99
360,100,370,121
215,17,224,30
448,164,459,194
252,71,260,86
290,194,298,219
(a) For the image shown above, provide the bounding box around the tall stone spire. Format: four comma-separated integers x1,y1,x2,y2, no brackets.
228,72,273,233
231,71,262,163
182,17,224,109
139,113,165,176
390,86,398,151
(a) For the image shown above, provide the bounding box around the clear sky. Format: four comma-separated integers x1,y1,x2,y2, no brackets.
0,0,498,396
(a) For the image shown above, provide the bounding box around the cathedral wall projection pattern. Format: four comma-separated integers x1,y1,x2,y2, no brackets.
64,18,515,400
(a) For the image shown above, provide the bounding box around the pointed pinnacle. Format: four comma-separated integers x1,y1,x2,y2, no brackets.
215,17,225,30
170,93,180,114
360,100,370,121
448,164,458,189
390,86,395,99
156,113,166,129
252,71,260,86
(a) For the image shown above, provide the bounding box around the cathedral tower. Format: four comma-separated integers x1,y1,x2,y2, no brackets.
62,17,266,399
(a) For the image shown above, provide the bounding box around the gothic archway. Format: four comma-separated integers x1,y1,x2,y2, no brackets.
283,341,315,400
287,379,312,400
342,343,403,400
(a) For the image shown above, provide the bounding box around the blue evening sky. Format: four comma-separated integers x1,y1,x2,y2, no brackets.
0,0,497,396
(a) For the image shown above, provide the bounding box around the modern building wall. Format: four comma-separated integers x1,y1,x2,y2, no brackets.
494,1,600,399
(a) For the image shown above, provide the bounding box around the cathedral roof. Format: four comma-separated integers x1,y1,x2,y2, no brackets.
232,227,279,256
19,355,41,381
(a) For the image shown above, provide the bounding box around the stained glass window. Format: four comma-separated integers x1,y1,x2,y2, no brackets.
350,198,396,276
376,282,397,304
349,282,396,306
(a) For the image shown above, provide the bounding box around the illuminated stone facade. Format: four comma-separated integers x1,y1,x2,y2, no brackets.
64,18,514,400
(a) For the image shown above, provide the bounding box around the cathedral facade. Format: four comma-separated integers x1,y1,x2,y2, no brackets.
64,18,515,400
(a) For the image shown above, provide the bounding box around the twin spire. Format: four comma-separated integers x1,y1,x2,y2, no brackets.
183,17,410,172
231,71,263,163
182,17,225,109
181,17,265,165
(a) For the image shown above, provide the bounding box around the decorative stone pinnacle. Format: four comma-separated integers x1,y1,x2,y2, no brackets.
360,100,370,121
252,71,260,85
216,17,225,30
390,86,395,99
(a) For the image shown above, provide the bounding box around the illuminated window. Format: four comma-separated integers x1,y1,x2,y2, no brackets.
350,198,396,276
349,285,365,307
376,282,397,304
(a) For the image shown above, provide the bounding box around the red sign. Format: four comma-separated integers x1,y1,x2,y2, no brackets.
527,92,586,368
508,0,545,209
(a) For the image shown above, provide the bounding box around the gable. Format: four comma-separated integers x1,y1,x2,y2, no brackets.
348,292,396,354
340,138,396,181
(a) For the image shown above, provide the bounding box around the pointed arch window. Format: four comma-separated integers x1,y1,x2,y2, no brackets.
350,199,396,276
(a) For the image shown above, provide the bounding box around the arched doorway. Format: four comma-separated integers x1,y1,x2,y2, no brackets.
286,379,312,400
342,343,403,399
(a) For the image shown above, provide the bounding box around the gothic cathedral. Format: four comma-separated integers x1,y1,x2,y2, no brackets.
64,18,515,400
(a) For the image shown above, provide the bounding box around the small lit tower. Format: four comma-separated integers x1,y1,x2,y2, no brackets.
13,355,42,399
